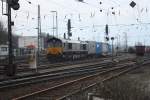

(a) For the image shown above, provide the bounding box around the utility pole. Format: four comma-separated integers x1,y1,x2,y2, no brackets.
56,11,58,37
124,32,128,52
118,34,120,50
117,34,120,55
40,17,42,51
52,12,54,36
37,4,41,66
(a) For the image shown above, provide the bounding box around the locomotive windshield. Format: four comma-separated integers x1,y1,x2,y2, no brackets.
47,38,62,47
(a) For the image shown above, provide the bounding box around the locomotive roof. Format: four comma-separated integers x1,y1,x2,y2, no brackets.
86,41,109,44
61,38,88,44
47,37,62,42
47,37,81,44
47,37,110,45
62,39,80,44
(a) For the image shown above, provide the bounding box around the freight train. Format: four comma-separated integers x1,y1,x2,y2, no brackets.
46,37,111,61
128,45,150,56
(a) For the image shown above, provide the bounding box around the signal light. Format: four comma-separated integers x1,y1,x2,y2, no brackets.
111,37,114,40
130,1,136,8
67,19,72,37
106,37,109,41
78,0,83,2
67,19,71,32
105,24,108,35
9,0,20,10
12,3,20,10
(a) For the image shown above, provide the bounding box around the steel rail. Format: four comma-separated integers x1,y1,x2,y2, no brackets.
57,64,139,100
57,58,150,100
0,58,112,80
12,62,135,100
0,54,135,75
0,61,113,89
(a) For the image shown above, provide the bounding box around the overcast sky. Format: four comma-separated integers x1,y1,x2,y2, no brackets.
0,0,150,46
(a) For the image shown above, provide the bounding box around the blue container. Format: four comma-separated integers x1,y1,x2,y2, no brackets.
96,42,102,55
108,44,112,53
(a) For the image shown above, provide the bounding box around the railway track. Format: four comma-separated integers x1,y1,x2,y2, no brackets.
0,60,113,90
11,61,136,100
0,54,135,75
0,56,146,100
0,54,135,81
0,55,149,100
0,56,111,75
10,57,150,100
58,57,150,100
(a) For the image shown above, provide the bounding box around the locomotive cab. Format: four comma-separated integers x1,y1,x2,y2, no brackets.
46,37,63,59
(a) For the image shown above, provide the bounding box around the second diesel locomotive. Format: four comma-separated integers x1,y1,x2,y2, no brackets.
46,37,111,61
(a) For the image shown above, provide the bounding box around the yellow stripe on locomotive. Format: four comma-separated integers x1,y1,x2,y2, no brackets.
47,47,63,55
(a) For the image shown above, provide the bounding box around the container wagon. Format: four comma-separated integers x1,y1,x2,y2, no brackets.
135,46,145,56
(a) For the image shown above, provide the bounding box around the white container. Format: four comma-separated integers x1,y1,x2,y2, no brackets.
87,41,96,54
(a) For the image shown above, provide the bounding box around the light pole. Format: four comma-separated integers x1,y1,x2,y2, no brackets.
115,35,119,56
51,11,58,37
26,2,41,70
111,37,114,61
118,34,120,55
124,32,128,53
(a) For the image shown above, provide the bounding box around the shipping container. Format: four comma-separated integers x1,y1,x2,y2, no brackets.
95,42,102,55
87,41,96,55
101,43,109,56
108,44,112,54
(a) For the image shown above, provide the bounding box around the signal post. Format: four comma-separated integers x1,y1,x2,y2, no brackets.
4,0,20,76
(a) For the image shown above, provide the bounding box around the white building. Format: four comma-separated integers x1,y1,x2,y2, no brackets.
18,36,44,49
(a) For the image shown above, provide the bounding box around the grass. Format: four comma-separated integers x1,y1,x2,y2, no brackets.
95,78,150,100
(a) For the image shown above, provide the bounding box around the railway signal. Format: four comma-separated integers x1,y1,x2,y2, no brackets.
76,0,86,3
130,1,136,8
105,24,109,35
8,0,20,10
4,0,20,76
67,19,72,39
111,37,114,61
105,24,109,41
78,0,84,2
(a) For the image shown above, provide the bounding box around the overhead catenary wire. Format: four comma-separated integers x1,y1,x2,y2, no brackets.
11,0,148,26
2,0,150,39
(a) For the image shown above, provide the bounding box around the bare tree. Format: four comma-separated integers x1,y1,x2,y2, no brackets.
0,21,8,44
0,20,19,48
